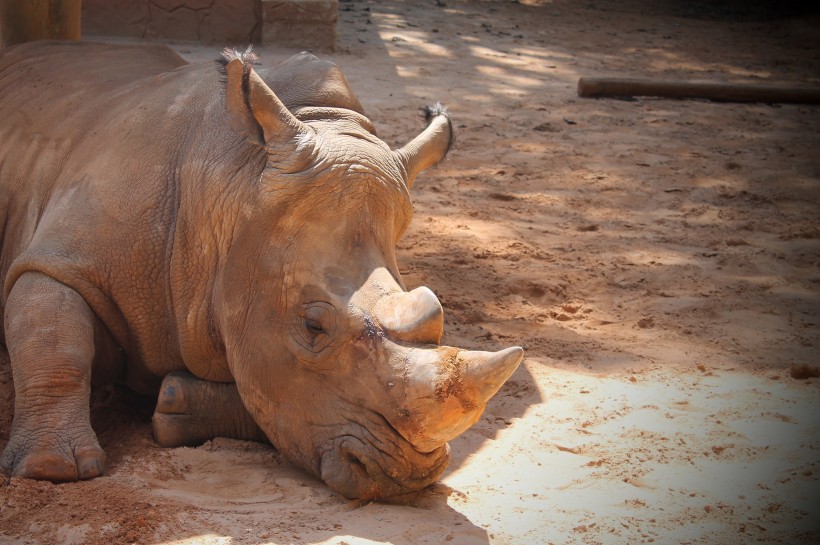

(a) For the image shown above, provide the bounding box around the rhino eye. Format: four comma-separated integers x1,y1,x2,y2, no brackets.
305,318,325,335
290,301,339,365
301,303,334,343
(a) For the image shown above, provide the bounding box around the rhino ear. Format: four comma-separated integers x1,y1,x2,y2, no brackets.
224,57,262,144
223,49,308,146
395,104,454,189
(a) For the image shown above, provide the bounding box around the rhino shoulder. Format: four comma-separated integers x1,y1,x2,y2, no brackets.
259,51,366,115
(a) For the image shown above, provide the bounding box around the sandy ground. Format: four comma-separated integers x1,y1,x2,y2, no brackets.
2,0,820,544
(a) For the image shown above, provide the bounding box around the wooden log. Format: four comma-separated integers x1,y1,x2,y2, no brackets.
0,0,81,47
577,77,820,105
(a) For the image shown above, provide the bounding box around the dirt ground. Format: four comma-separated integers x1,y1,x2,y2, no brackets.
2,0,819,544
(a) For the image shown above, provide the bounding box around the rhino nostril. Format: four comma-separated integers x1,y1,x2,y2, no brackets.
346,453,367,473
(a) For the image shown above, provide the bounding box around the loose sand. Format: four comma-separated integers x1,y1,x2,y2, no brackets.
1,1,819,544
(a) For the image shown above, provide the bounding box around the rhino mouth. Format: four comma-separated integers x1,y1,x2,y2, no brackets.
317,411,451,499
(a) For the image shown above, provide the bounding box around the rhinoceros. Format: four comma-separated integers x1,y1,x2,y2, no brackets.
0,41,523,499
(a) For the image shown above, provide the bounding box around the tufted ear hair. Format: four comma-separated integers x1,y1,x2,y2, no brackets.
222,47,309,146
394,104,454,189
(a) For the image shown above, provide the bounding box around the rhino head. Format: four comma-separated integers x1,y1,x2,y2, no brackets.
207,50,523,499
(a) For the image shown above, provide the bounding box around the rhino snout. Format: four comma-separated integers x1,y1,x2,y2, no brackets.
311,343,525,500
393,344,524,453
318,418,451,499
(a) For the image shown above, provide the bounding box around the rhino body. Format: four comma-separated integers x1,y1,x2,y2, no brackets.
0,41,523,499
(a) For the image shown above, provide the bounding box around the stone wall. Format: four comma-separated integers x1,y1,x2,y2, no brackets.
81,0,338,50
262,0,337,51
82,0,261,44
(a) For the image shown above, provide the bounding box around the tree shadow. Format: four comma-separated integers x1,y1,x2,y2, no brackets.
321,0,819,368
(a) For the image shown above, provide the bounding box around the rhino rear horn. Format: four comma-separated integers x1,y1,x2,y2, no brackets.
374,287,444,344
395,104,454,189
224,51,308,146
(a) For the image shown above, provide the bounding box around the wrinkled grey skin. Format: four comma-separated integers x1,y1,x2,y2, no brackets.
0,41,523,499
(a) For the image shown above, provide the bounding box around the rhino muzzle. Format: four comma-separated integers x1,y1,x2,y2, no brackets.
313,287,524,499
316,342,523,499
390,344,524,453
318,413,451,500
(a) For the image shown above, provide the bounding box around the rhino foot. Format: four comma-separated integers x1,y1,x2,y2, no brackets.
152,371,267,447
1,434,105,482
2,272,106,482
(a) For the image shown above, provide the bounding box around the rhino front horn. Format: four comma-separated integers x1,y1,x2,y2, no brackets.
463,346,525,402
396,345,524,453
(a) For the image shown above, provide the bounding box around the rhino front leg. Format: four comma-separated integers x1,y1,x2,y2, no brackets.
152,371,267,447
1,272,105,481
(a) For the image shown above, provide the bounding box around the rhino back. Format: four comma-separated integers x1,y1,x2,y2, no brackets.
0,42,240,389
0,41,190,269
258,51,366,115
